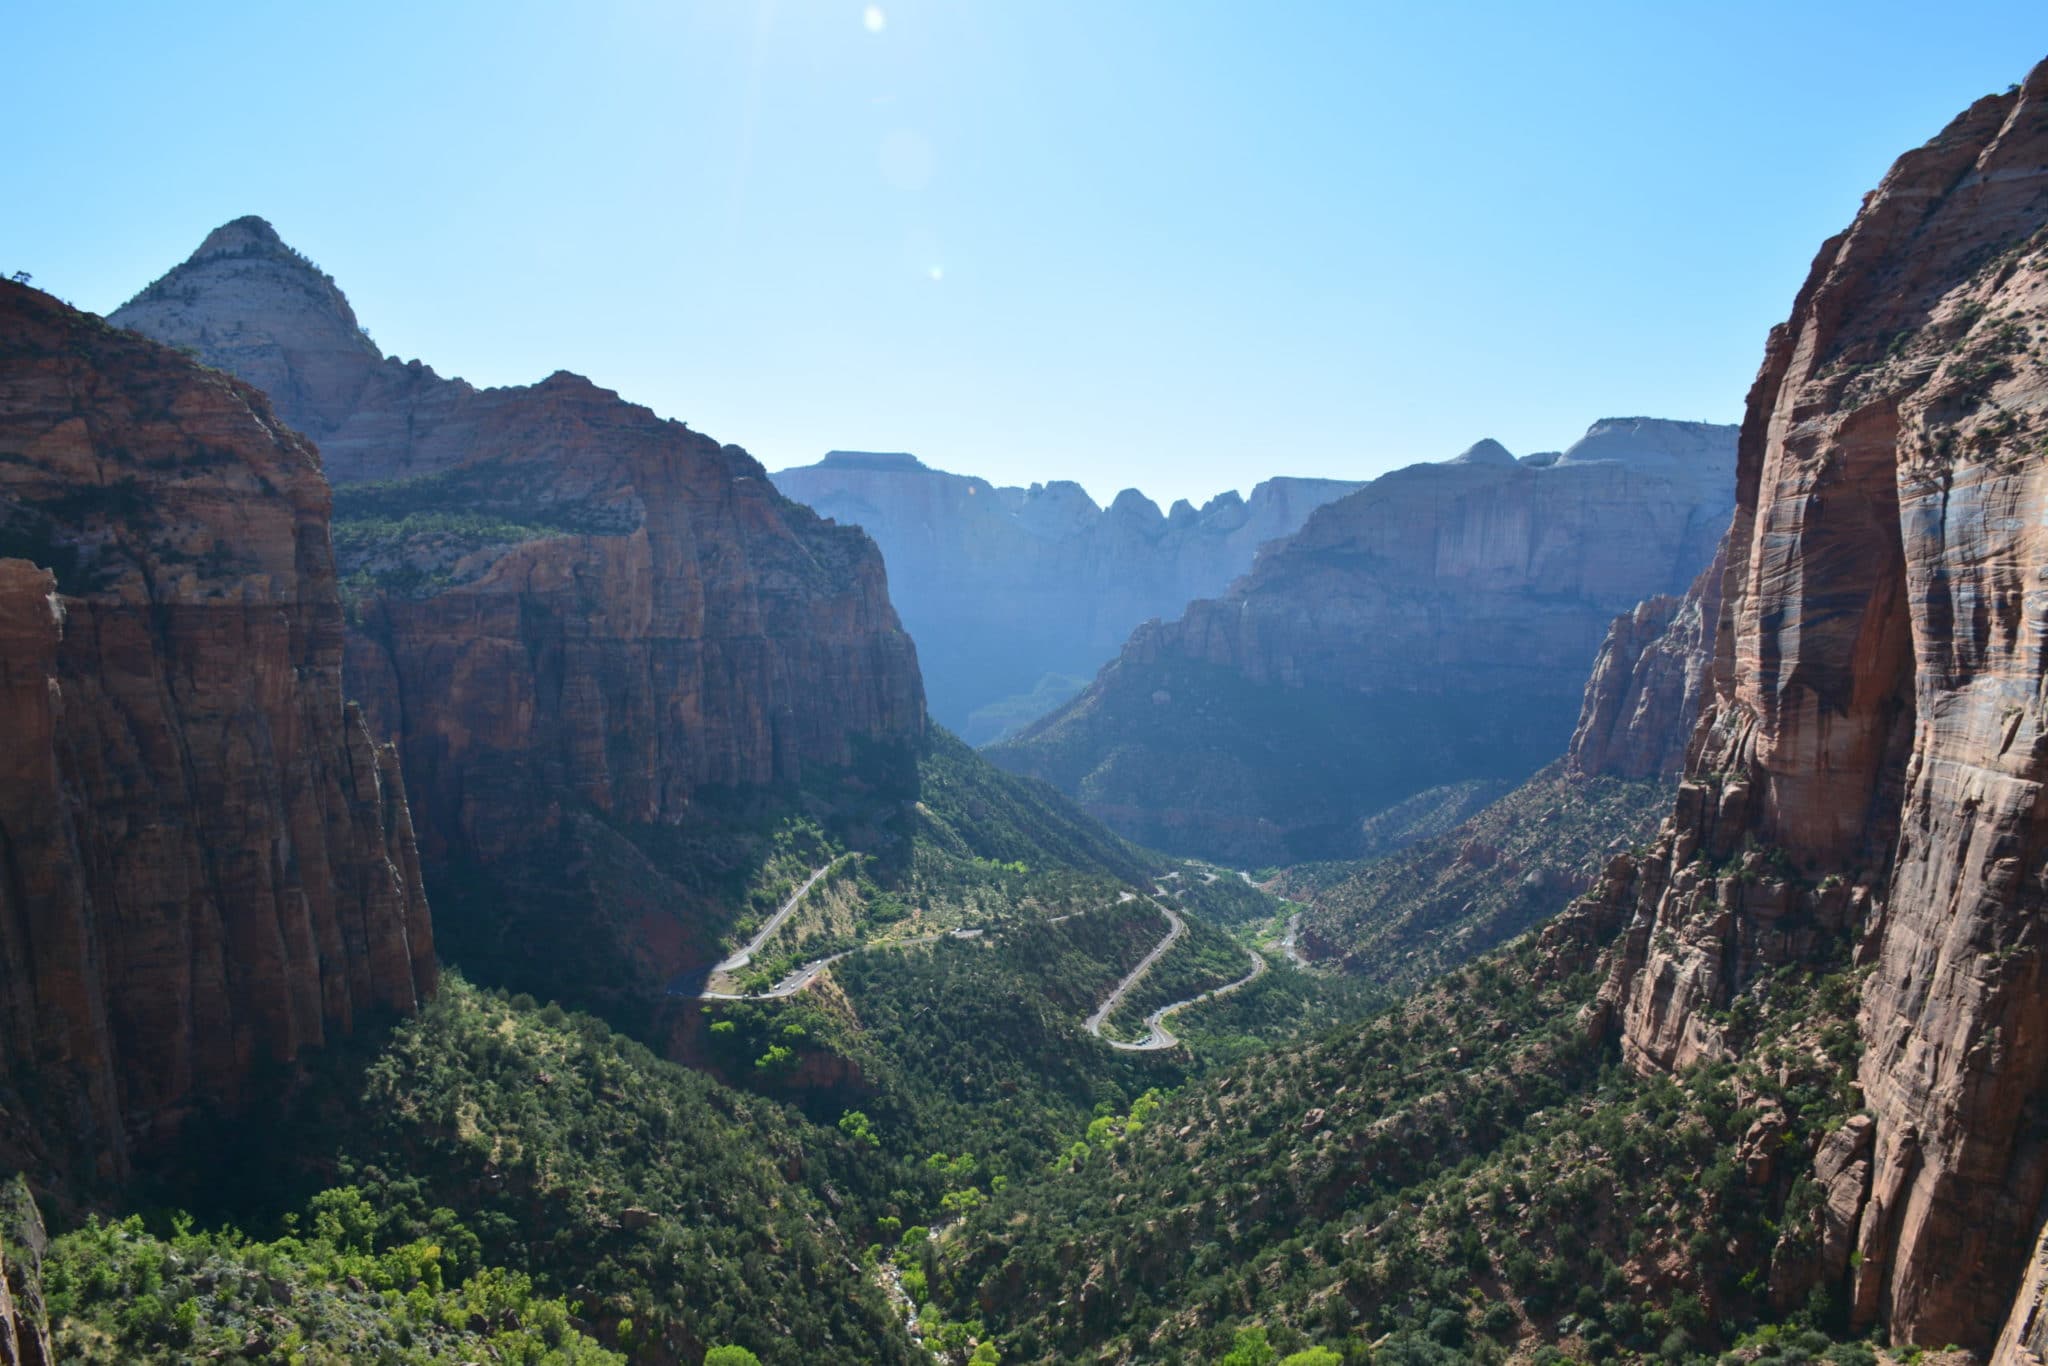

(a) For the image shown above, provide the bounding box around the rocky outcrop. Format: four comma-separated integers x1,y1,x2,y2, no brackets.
327,378,927,868
989,418,1737,862
0,280,435,1183
0,1178,51,1366
1567,554,1723,780
1999,1228,2048,1366
770,450,1366,741
1565,62,2048,1355
0,1244,47,1366
112,220,925,1014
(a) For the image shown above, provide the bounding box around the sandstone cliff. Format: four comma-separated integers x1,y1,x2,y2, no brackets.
0,1178,50,1366
1566,555,1723,781
989,419,1737,862
0,279,435,1183
771,450,1366,741
1555,62,2048,1356
112,221,926,1020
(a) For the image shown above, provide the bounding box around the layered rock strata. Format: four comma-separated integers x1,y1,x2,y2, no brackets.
1566,555,1724,781
990,419,1738,862
0,280,435,1181
1559,62,2048,1355
112,220,926,1007
771,451,1366,740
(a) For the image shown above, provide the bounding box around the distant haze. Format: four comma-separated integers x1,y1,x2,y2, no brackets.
4,4,2045,505
772,450,1368,740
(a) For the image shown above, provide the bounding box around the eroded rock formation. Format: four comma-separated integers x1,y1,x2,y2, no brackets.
1567,555,1724,781
0,1178,51,1366
0,280,434,1182
1561,62,2048,1355
112,220,926,1013
771,450,1366,740
990,419,1737,862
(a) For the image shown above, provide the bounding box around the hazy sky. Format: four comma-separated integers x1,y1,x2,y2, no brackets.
8,4,2045,507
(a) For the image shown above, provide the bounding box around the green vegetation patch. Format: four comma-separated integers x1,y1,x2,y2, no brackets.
933,922,1873,1365
1278,766,1670,991
330,458,639,596
47,1195,620,1365
139,976,922,1366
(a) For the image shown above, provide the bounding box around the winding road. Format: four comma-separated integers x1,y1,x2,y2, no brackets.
1082,900,1271,1052
710,861,839,977
699,928,983,1002
1083,901,1187,1037
700,947,855,1001
697,856,993,1002
695,868,1279,1036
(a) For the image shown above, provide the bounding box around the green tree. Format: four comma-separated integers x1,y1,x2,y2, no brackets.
704,1348,763,1366
1221,1326,1277,1366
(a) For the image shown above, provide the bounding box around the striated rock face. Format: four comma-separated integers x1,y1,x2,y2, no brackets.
1567,554,1723,781
325,379,927,867
1567,63,2048,1354
113,220,926,1010
0,280,434,1183
0,1178,51,1366
770,450,1366,742
989,418,1737,862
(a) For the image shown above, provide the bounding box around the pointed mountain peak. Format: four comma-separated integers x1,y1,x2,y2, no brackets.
111,215,384,436
191,214,293,262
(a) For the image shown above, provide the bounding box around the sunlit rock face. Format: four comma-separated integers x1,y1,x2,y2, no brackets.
1567,553,1723,782
0,279,434,1184
987,417,1738,863
113,217,925,845
771,450,1367,741
113,221,926,1001
1557,61,2048,1356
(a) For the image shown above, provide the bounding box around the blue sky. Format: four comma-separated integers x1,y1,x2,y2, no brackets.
7,4,2045,507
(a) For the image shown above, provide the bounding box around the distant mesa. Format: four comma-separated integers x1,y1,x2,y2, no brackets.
820,449,929,472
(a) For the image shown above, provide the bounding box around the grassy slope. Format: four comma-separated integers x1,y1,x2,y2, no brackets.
37,730,1385,1366
936,922,1870,1365
423,726,1156,1036
123,977,921,1366
1276,766,1671,992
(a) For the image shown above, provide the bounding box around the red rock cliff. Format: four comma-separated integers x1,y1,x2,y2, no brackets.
111,220,925,1007
1568,62,2048,1355
326,369,927,866
0,280,434,1183
1566,555,1723,781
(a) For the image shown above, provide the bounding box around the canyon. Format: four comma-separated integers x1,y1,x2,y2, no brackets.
0,47,2044,1366
989,418,1738,863
771,450,1365,741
